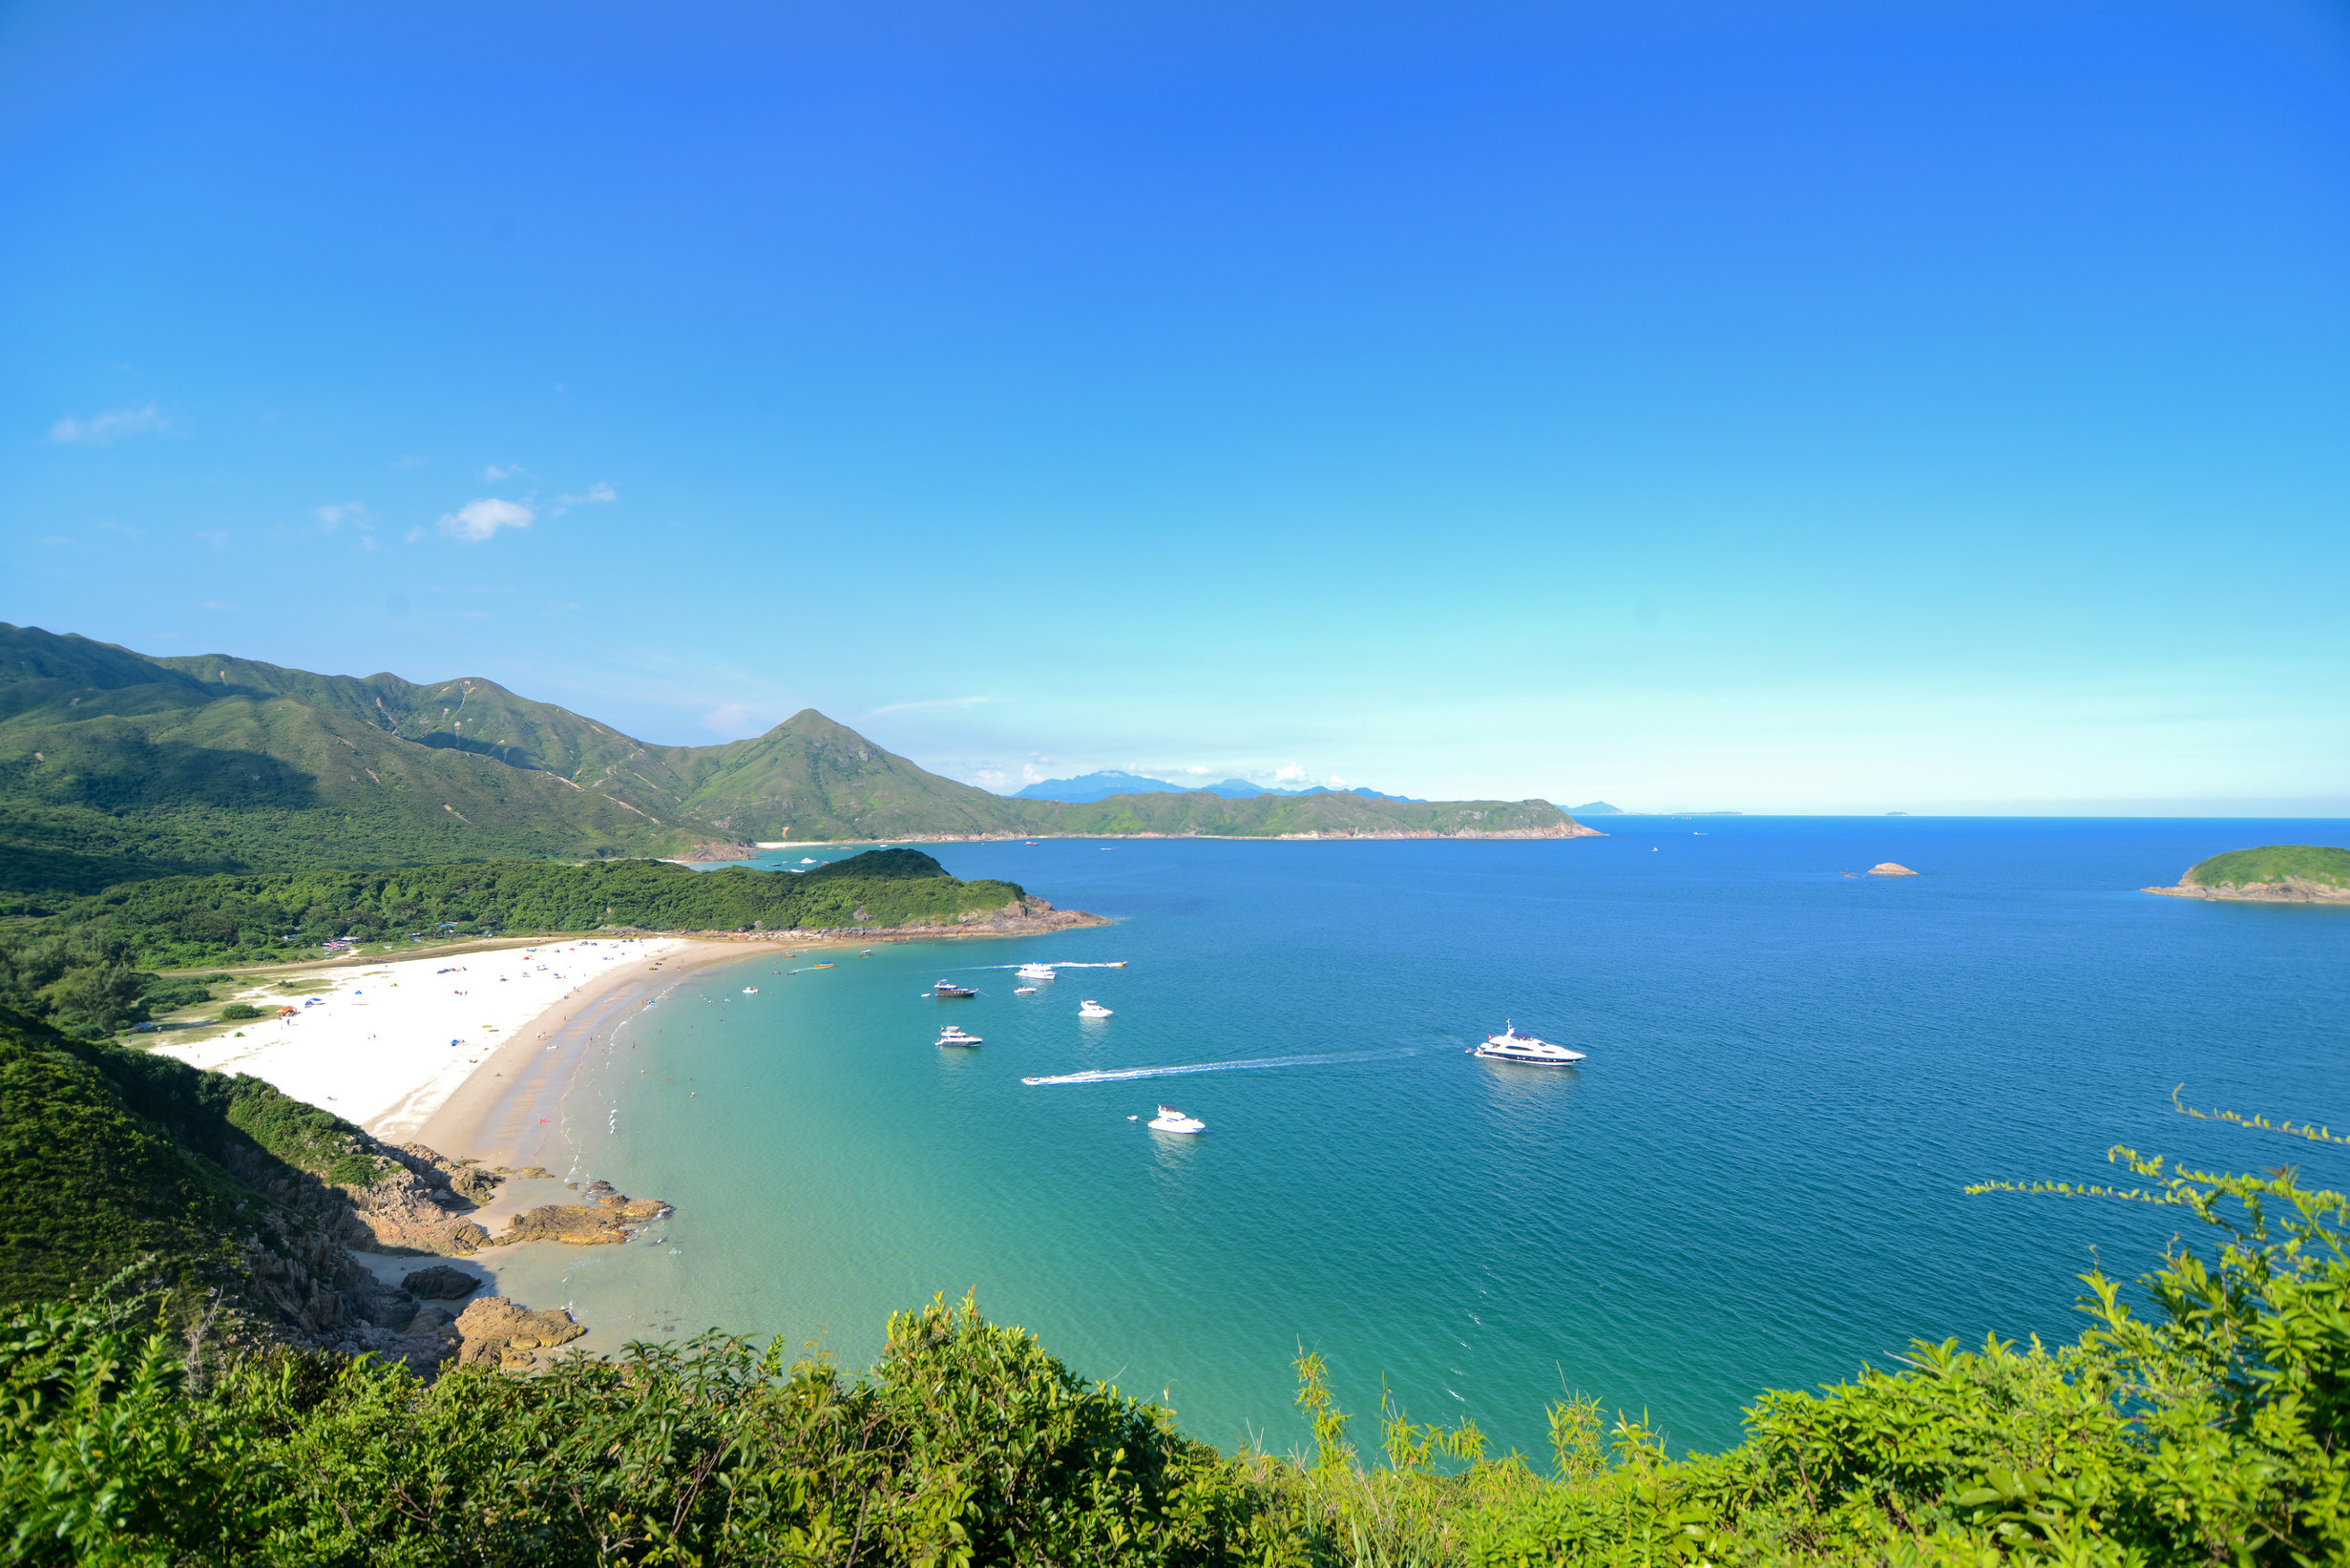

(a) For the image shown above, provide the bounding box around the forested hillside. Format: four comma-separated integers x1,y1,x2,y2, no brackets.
0,850,1038,1036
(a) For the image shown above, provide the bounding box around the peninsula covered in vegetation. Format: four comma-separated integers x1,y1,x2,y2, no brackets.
0,849,1092,1039
2143,843,2350,903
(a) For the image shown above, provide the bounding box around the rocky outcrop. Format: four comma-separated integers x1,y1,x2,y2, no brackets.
493,1180,673,1246
665,841,753,863
2144,876,2350,904
452,1295,589,1369
1868,863,1919,876
344,1144,503,1255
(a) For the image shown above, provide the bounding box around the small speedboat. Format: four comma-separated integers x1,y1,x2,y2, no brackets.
1471,1022,1586,1067
811,963,833,970
934,980,978,998
936,1026,982,1048
1147,1105,1206,1134
1016,963,1056,981
800,857,818,864
742,987,758,994
1014,986,1037,994
1078,999,1113,1018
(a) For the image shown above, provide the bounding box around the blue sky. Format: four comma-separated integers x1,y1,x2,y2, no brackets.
5,0,2346,812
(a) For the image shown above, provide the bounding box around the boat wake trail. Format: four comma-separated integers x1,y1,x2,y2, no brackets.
1021,1046,1431,1087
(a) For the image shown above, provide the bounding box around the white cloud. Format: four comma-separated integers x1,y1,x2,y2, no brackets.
1329,775,1347,786
1185,765,1208,776
315,501,369,530
358,535,377,552
404,526,428,544
1272,763,1307,783
483,463,533,481
702,701,753,734
436,498,534,541
48,403,166,444
195,529,228,548
868,695,990,716
556,482,616,506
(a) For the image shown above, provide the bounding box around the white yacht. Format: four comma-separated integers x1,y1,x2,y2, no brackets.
1147,1105,1206,1135
742,987,758,994
1471,1022,1585,1067
936,1025,982,1048
1016,963,1057,981
1013,985,1037,994
1078,999,1113,1018
799,857,817,864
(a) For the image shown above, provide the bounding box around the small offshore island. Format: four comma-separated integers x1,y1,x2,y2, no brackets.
2143,843,2350,904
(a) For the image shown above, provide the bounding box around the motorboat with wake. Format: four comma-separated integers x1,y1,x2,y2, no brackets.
1014,986,1037,994
1078,999,1113,1018
1470,1022,1585,1067
1147,1105,1206,1134
1016,963,1057,981
933,979,978,998
936,1025,982,1048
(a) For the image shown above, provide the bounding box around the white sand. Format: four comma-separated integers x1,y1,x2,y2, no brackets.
155,937,685,1140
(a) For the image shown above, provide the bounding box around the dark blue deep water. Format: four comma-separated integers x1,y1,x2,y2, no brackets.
538,818,2349,1458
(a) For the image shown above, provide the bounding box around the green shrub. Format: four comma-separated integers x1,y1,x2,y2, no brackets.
217,1003,262,1021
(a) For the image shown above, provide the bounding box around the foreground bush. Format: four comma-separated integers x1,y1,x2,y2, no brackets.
3,1142,2344,1565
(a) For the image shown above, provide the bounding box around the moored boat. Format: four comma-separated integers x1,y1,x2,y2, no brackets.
1147,1105,1206,1134
1078,999,1113,1018
934,979,978,998
936,1025,982,1048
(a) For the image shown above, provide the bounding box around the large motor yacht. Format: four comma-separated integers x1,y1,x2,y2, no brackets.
1016,963,1057,981
1078,999,1113,1018
1146,1105,1206,1134
934,980,978,998
935,1025,982,1048
1470,1022,1586,1067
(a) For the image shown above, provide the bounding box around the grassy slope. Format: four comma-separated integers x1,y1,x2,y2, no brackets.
0,627,719,895
2181,843,2350,889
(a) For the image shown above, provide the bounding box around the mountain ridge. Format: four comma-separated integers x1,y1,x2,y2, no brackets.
0,624,1589,898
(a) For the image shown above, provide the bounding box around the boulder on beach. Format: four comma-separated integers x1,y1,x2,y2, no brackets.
401,1265,482,1300
1868,863,1919,876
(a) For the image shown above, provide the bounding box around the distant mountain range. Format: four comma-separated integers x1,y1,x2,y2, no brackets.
1011,769,1423,804
1568,801,1625,815
0,624,1585,900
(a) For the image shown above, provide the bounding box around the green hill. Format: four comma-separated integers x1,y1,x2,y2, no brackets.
0,623,1584,903
2180,844,2350,890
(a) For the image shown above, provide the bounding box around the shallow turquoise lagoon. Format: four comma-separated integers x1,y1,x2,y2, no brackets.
519,819,2348,1458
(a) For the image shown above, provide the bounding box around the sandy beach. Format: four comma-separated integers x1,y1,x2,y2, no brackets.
157,936,701,1140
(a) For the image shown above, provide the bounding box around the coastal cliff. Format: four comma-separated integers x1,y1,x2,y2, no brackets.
0,1005,653,1375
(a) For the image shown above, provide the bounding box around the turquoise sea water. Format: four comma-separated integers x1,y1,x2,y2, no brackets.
518,819,2348,1458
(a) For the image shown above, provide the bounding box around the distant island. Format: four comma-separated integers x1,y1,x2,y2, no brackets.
2143,844,2350,904
1012,769,1424,805
0,622,1597,905
1569,801,1625,815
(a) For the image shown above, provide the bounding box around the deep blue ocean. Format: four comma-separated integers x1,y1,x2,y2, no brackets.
509,817,2349,1459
